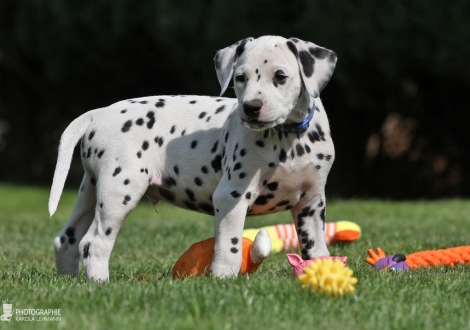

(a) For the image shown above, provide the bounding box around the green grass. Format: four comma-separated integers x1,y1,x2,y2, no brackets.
1,183,469,330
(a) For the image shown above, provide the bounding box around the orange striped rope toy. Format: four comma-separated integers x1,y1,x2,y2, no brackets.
366,246,470,271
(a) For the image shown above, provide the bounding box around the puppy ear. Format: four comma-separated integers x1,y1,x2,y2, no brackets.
214,37,253,96
286,38,337,98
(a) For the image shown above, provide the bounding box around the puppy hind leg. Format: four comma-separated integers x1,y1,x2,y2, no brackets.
54,172,96,277
80,173,148,281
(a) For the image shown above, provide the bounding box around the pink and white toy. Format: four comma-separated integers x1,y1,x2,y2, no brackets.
287,254,348,277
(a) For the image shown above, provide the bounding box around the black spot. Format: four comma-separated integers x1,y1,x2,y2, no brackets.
296,144,305,157
159,187,175,202
230,247,239,254
291,149,295,160
174,166,179,175
170,125,176,134
276,200,289,206
181,129,186,136
268,162,275,168
263,130,269,139
301,249,310,259
86,147,91,158
315,165,321,170
211,140,219,153
256,69,259,74
154,136,164,147
155,99,165,108
146,111,156,129
60,236,65,244
320,207,326,222
286,40,298,58
88,130,95,140
233,162,242,171
122,179,129,185
191,140,198,149
199,166,208,174
239,172,246,179
297,217,305,228
279,149,287,162
305,239,315,249
234,39,249,61
254,194,274,205
97,150,105,158
185,188,195,202
121,120,132,132
215,105,225,114
285,205,293,210
105,227,112,236
123,195,131,205
300,191,307,198
318,201,324,207
184,200,198,210
137,151,142,158
225,132,229,143
245,192,251,199
190,100,197,104
198,202,214,214
325,155,332,161
140,100,148,104
231,190,241,198
145,168,148,174
317,153,324,160
120,109,127,114
309,47,333,61
304,144,311,153
264,60,267,63
198,112,206,119
90,178,96,185
298,50,315,78
162,176,177,188
112,167,122,177
231,237,239,245
211,155,222,173
194,177,203,186
206,116,211,122
255,140,265,147
140,168,144,172
136,118,144,126
240,149,246,157
83,243,90,258
267,182,278,191
100,202,103,208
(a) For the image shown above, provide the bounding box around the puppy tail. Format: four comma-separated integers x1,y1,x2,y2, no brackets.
49,111,93,217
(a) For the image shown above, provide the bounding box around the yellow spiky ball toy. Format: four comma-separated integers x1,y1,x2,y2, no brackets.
298,258,358,296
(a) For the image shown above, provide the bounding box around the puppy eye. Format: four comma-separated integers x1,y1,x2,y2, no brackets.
235,74,246,83
274,70,287,83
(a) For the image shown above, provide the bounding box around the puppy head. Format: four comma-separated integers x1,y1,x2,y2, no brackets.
215,36,337,131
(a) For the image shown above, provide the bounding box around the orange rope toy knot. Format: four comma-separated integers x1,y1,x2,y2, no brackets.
406,246,470,269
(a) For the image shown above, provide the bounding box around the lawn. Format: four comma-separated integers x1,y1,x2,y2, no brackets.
0,184,469,330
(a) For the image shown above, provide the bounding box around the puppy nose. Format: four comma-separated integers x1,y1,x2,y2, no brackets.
243,99,263,118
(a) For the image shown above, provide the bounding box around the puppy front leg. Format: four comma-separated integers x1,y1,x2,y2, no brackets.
211,186,248,278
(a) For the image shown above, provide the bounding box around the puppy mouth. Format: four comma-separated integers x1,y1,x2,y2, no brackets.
242,119,277,131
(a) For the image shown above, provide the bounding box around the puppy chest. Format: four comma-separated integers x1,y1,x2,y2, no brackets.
247,162,318,215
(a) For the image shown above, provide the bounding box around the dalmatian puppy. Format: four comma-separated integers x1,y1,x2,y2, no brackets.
49,35,337,281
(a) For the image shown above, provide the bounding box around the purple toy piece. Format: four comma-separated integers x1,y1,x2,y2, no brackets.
374,254,410,271
287,254,348,277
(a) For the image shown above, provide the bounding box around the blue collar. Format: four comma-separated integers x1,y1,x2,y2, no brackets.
274,101,315,134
